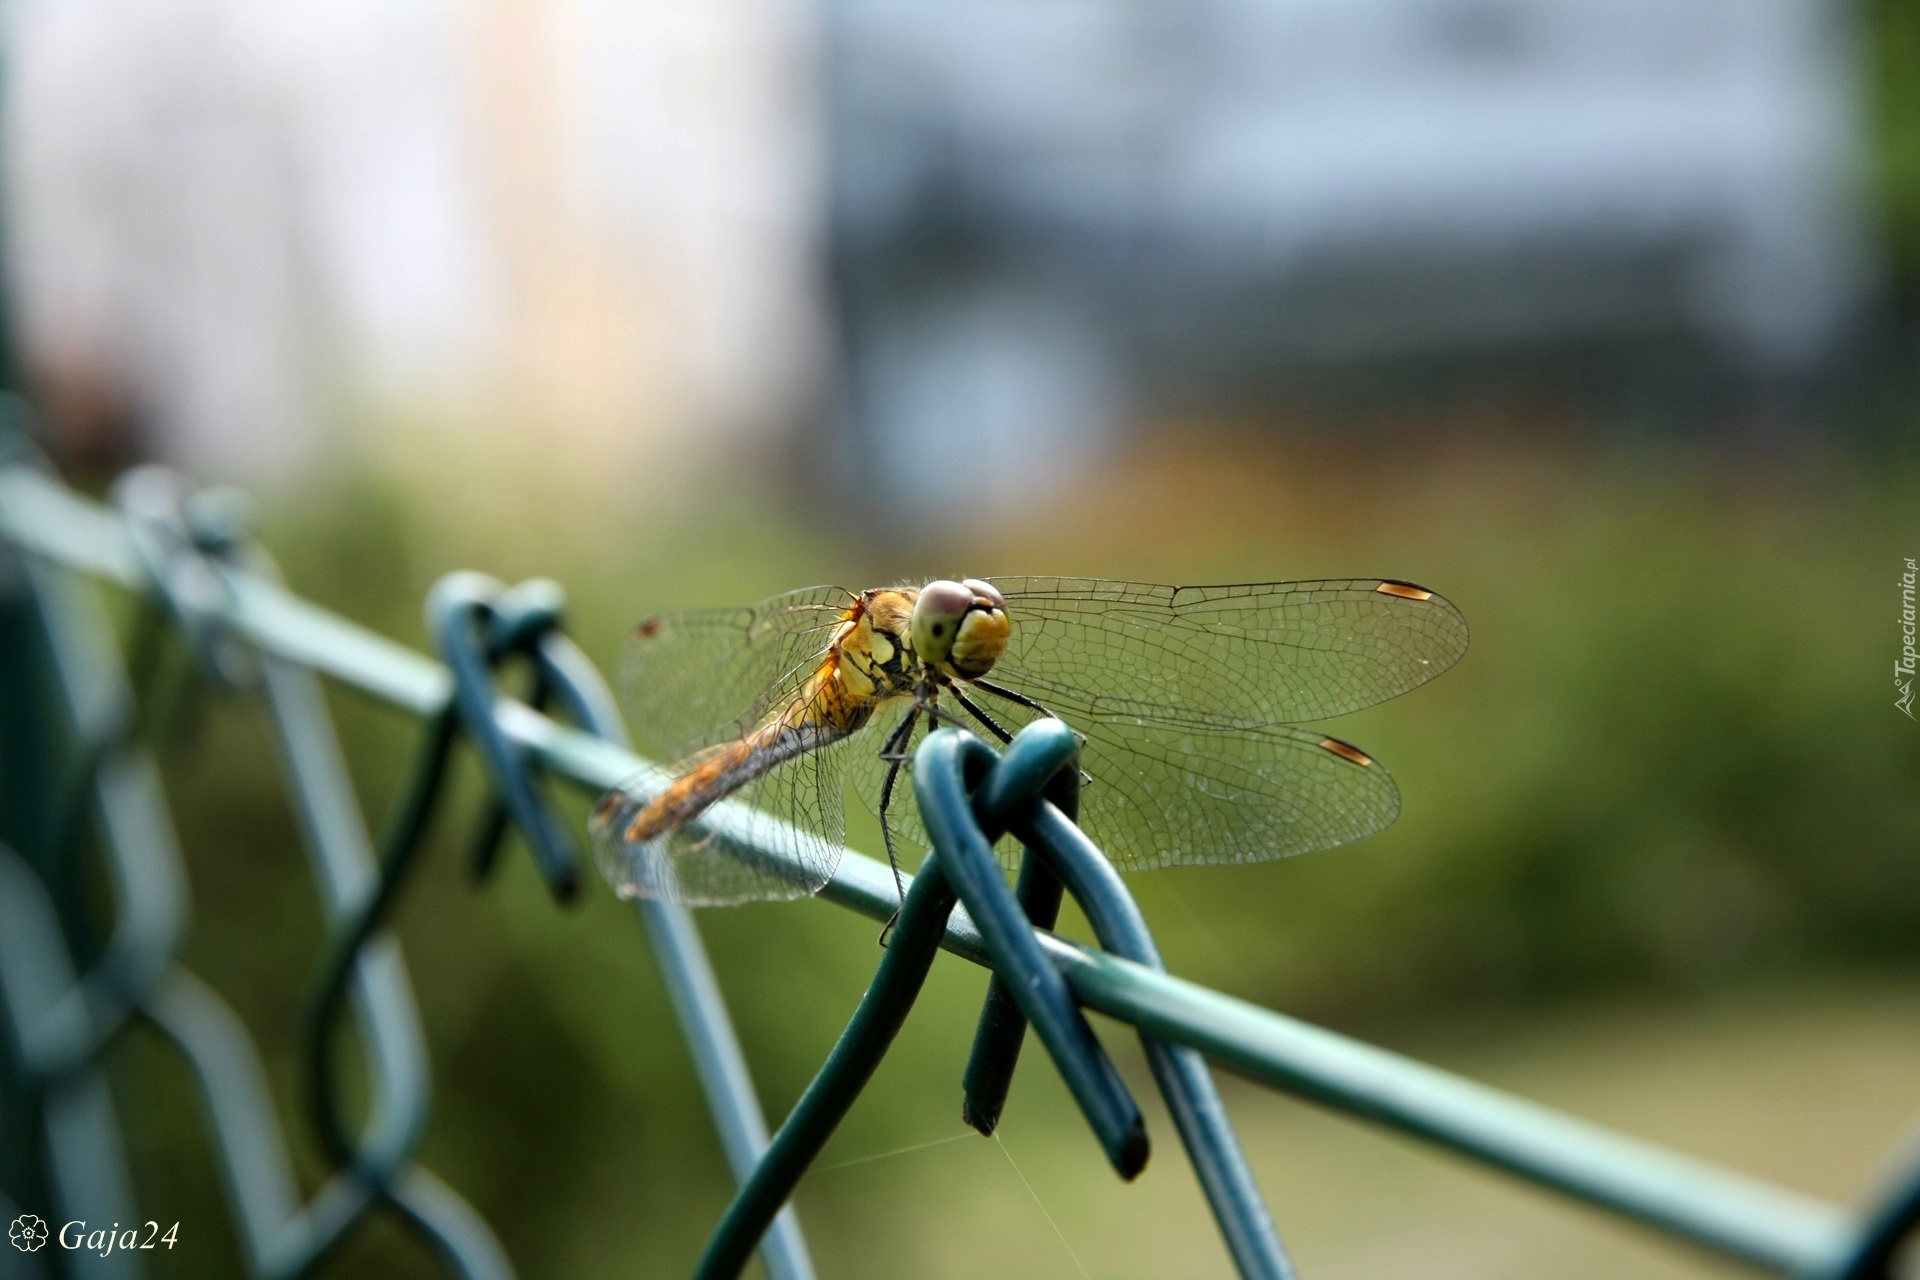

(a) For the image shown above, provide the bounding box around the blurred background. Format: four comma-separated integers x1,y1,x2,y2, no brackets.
5,0,1919,1276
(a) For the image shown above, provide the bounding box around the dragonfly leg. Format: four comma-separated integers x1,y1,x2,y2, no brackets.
970,676,1056,719
920,698,974,732
971,678,1093,786
873,705,922,937
946,684,1015,744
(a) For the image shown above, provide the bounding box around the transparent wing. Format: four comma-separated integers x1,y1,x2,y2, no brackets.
591,706,854,907
1071,719,1400,872
599,586,862,905
620,585,852,759
935,685,1402,872
984,577,1468,728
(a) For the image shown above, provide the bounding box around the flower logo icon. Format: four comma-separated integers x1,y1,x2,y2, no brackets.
8,1214,48,1251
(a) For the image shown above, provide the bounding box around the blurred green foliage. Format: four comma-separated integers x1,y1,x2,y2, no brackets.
95,430,1919,1277
1870,0,1920,291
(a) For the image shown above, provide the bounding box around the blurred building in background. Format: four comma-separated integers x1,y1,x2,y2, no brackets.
1,0,1878,510
4,0,824,499
823,0,1875,513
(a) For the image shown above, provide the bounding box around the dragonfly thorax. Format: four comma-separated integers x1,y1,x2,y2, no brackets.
834,580,1011,702
831,588,924,702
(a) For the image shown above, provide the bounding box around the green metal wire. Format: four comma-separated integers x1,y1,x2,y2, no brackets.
692,825,962,1280
955,725,1086,1140
916,727,1149,1180
940,721,1295,1280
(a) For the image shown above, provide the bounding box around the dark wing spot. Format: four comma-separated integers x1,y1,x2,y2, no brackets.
1317,736,1375,767
1374,581,1433,601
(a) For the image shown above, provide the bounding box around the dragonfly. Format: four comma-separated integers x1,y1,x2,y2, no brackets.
590,577,1468,907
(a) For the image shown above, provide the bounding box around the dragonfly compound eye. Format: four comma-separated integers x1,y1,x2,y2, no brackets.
911,579,974,664
948,599,1009,678
962,578,1005,610
913,579,1008,676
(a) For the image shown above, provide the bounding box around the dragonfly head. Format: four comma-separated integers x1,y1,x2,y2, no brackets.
912,578,1009,679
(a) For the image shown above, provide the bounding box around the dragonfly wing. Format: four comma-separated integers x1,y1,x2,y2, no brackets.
1069,718,1401,872
592,728,851,906
621,585,853,759
984,577,1468,727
